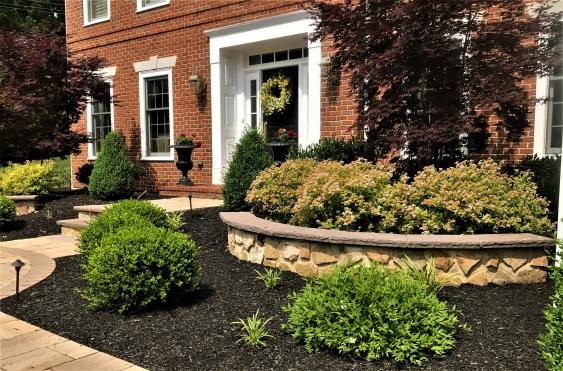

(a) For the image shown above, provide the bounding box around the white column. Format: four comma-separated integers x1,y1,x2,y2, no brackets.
210,60,222,185
306,40,322,146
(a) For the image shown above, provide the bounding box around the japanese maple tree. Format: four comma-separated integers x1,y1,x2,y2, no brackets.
0,29,109,163
310,0,561,164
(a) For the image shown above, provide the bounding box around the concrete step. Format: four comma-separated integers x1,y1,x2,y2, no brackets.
74,204,108,220
56,218,89,237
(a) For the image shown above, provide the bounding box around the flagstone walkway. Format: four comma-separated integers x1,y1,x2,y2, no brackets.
0,235,147,371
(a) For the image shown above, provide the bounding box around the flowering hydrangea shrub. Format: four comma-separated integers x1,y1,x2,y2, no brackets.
291,160,394,231
246,159,317,223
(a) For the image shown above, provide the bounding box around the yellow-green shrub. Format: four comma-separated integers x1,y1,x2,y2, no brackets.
0,160,55,195
291,160,394,231
246,159,317,223
381,160,553,235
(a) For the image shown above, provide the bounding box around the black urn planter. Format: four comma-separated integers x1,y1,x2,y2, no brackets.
267,142,297,163
171,144,195,186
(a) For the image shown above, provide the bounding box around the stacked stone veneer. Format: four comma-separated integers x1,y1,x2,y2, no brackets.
7,195,38,216
220,212,554,286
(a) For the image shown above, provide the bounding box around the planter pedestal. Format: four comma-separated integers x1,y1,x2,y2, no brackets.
171,145,195,186
267,142,297,163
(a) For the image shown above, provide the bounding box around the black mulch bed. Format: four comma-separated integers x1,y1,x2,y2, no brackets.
0,207,553,370
0,191,161,241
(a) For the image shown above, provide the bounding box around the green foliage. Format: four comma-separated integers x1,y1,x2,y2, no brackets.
78,200,170,260
291,161,394,231
255,268,282,289
51,157,70,189
380,160,553,235
288,137,364,164
81,224,201,313
0,195,16,228
539,246,563,370
222,129,273,211
506,155,560,222
0,160,55,195
88,132,138,200
75,163,94,186
246,159,317,223
402,257,452,294
232,309,274,348
166,211,185,231
283,264,463,365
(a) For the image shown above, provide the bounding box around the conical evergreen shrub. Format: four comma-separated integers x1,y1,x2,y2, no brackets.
222,129,273,211
88,132,137,200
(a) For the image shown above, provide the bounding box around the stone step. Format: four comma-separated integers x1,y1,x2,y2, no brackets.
74,205,108,221
56,218,89,237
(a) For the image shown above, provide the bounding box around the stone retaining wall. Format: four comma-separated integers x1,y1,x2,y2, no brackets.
220,212,554,286
7,195,38,216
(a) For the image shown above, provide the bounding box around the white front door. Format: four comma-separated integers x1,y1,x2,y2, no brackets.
244,71,260,131
221,54,237,173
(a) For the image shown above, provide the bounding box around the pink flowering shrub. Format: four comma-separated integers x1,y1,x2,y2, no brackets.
291,160,394,231
380,160,553,235
246,159,318,223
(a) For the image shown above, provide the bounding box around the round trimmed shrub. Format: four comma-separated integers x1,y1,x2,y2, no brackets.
0,195,16,229
81,224,201,313
246,159,317,223
283,264,463,365
78,199,169,260
222,129,273,211
88,132,137,200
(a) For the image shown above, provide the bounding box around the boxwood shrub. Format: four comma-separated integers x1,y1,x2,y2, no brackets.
81,224,201,313
0,195,16,229
222,129,273,211
287,137,365,164
283,264,463,365
78,199,170,260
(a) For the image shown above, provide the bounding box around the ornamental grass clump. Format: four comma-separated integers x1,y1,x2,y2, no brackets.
81,224,201,313
283,263,464,365
382,160,553,235
290,160,394,231
78,199,170,260
246,159,317,223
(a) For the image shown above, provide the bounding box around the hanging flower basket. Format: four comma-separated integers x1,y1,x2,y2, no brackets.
260,74,292,116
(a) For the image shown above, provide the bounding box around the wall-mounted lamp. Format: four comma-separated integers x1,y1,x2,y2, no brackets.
188,75,206,95
319,57,338,84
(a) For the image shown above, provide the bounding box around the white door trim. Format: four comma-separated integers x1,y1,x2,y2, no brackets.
208,11,321,184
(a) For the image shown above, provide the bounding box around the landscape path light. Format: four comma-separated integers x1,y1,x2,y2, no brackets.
11,259,25,303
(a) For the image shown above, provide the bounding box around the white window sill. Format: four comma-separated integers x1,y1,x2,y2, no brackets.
84,17,110,27
140,155,174,161
87,156,97,161
136,1,169,13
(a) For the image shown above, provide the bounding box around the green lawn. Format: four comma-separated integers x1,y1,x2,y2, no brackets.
52,156,71,190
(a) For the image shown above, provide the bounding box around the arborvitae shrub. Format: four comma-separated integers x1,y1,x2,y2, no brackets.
81,224,201,313
0,195,16,229
78,199,170,260
222,129,273,211
283,264,464,365
88,132,137,200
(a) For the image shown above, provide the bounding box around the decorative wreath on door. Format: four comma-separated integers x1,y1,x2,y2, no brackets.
260,74,292,116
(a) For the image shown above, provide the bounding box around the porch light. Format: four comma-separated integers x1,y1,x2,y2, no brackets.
319,57,332,78
188,75,206,95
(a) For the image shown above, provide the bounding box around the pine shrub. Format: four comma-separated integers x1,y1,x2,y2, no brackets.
222,129,273,211
81,224,201,313
0,195,16,229
78,199,170,260
88,132,137,200
283,264,463,365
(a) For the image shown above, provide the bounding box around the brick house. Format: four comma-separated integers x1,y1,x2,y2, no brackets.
66,0,562,196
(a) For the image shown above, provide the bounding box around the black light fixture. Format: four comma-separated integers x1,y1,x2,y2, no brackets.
188,192,193,212
11,259,25,303
188,75,206,96
319,57,338,84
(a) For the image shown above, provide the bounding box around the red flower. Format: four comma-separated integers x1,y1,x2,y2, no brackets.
274,131,279,137
195,141,202,148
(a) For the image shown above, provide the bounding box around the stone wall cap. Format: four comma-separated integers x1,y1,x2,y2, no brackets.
220,212,554,249
6,195,38,201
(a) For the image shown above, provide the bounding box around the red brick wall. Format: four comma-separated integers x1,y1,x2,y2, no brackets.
67,0,539,192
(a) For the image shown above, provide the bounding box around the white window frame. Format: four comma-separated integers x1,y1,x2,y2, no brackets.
136,0,170,13
138,68,174,161
534,75,563,157
83,0,110,26
86,68,115,160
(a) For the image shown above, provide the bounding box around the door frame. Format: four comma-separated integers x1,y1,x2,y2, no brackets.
207,11,321,184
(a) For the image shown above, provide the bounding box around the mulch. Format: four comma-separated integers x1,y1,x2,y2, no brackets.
0,191,161,242
0,207,553,371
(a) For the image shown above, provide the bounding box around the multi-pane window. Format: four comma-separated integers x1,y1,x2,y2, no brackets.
249,79,258,129
84,0,109,24
248,47,308,66
90,83,112,156
145,76,171,155
138,0,169,11
547,76,563,153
